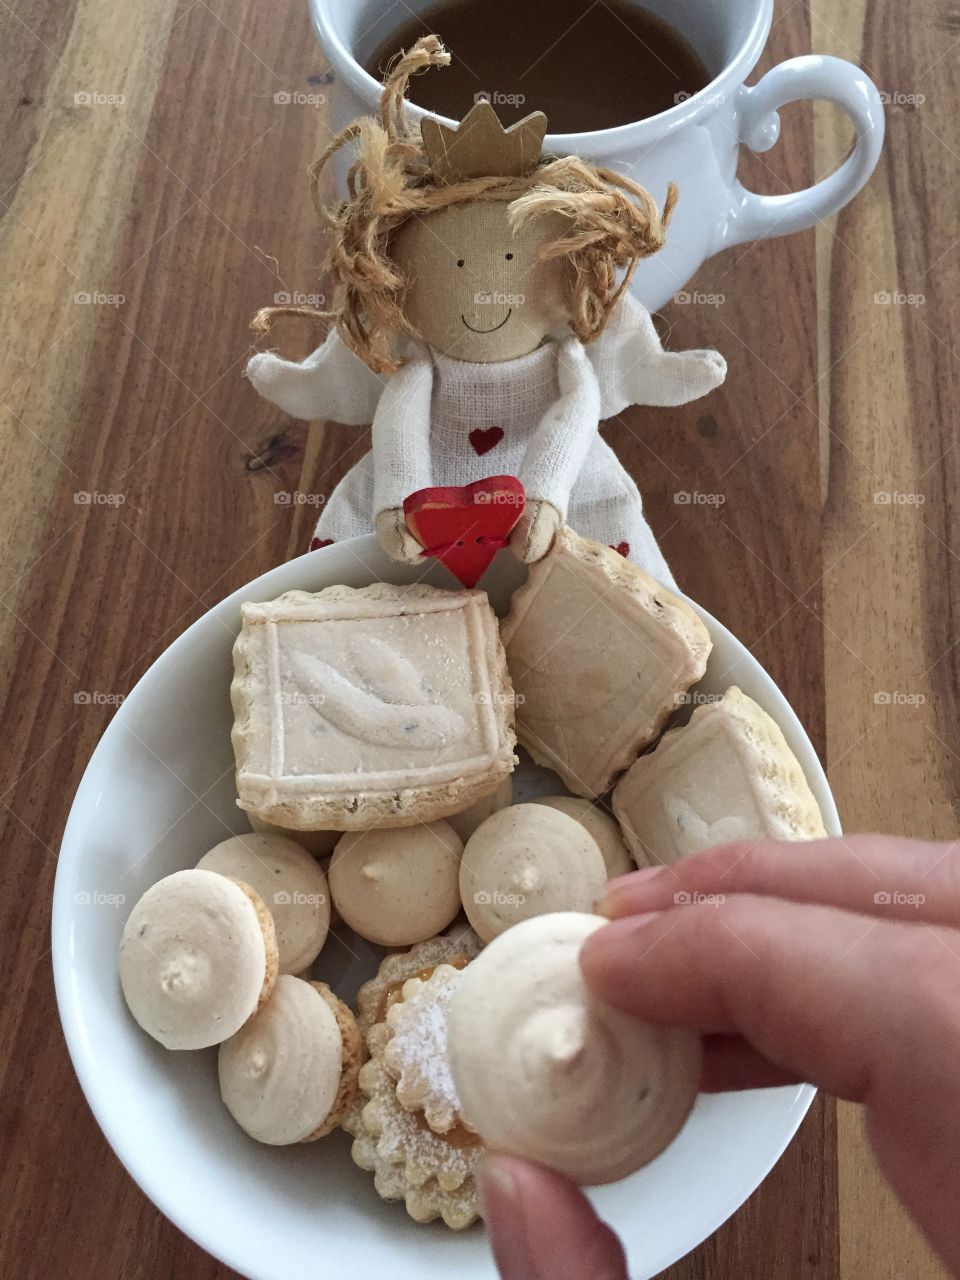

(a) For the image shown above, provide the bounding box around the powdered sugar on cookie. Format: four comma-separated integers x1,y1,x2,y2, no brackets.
384,965,469,1134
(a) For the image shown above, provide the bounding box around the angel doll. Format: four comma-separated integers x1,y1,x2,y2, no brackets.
247,37,725,589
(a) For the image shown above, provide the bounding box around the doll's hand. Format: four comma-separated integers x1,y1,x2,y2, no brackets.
662,348,727,399
246,351,325,420
511,500,561,563
635,347,727,406
375,508,424,564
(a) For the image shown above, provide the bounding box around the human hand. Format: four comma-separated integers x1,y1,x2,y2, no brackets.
375,508,424,564
510,500,561,563
479,836,960,1278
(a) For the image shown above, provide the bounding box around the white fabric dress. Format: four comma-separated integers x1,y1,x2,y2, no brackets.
246,293,726,590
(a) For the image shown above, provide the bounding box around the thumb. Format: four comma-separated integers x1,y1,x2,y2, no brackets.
479,1155,627,1280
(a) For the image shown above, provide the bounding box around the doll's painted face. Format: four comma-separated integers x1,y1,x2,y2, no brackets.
391,202,571,363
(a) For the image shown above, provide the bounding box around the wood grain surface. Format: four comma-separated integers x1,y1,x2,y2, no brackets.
0,0,953,1276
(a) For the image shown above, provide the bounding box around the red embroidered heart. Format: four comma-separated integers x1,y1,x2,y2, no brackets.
469,426,504,456
611,541,630,558
310,537,334,552
404,476,525,588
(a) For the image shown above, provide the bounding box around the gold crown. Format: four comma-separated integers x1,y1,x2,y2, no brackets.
421,101,548,184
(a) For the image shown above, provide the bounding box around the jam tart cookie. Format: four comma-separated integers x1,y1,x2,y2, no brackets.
354,925,483,1034
343,1044,483,1229
383,963,471,1135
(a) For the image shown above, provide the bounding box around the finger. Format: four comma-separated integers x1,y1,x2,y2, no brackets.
599,836,958,925
479,1155,627,1280
700,1035,801,1092
581,895,943,1102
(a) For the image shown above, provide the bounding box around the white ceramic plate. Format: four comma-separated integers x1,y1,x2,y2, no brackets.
53,538,839,1280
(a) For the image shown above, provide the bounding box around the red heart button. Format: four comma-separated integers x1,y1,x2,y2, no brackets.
403,476,525,588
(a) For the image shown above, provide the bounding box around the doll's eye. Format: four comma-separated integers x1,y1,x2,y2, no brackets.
457,258,464,267
505,253,514,260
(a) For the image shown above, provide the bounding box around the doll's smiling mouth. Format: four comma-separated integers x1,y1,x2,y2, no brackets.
461,309,512,334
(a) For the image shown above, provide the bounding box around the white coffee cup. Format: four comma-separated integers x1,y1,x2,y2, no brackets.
308,0,884,311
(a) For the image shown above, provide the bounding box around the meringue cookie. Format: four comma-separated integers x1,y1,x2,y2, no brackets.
532,796,634,880
197,833,330,974
446,912,701,1185
446,776,513,844
119,868,278,1050
218,975,356,1144
329,822,462,946
248,812,339,858
460,804,606,942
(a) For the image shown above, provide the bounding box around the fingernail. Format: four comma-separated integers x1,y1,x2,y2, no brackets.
596,867,670,918
479,1157,537,1280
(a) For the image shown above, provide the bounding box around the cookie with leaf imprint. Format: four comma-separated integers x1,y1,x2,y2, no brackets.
231,583,516,831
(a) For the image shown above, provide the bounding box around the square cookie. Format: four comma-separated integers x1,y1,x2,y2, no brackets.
612,685,827,866
231,584,516,830
501,528,712,798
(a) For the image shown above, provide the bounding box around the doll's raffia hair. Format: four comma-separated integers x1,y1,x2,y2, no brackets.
252,36,677,374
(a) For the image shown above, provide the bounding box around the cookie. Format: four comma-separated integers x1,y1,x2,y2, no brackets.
460,803,606,942
612,685,828,866
119,869,278,1050
531,795,634,879
383,964,470,1135
501,527,711,797
355,926,483,1034
304,981,363,1137
248,812,339,859
197,833,330,974
329,822,462,946
218,974,359,1144
231,584,516,831
344,1035,483,1228
445,775,513,843
446,912,701,1185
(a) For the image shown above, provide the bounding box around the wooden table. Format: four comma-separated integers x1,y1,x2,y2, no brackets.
0,0,953,1276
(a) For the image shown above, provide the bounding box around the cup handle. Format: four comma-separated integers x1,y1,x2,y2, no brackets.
724,54,885,248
